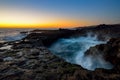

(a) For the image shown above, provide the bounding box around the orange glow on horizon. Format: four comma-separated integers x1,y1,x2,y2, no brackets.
0,8,91,28
0,23,80,28
0,19,90,28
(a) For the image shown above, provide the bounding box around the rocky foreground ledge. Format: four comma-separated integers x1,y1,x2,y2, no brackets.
0,24,120,80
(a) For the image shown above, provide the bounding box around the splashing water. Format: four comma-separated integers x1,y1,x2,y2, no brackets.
3,33,27,42
49,34,113,70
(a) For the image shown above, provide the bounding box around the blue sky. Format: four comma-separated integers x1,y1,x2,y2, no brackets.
0,0,120,28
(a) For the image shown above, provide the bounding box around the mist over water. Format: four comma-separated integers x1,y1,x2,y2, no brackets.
49,33,113,70
0,29,31,42
3,33,27,42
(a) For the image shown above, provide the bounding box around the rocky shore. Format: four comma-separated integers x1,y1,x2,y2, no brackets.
0,24,120,80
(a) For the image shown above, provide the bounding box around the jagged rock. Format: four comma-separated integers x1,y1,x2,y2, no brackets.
3,57,13,61
0,24,120,80
85,38,120,77
0,58,3,62
85,38,120,65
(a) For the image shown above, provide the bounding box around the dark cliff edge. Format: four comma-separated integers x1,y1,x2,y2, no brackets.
0,24,120,80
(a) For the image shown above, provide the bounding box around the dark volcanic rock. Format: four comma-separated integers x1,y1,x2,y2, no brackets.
0,24,120,80
85,38,120,75
19,24,120,47
104,38,120,65
77,24,120,40
0,47,85,80
24,29,77,47
85,38,120,65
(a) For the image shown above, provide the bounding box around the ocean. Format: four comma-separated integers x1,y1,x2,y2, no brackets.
0,28,33,42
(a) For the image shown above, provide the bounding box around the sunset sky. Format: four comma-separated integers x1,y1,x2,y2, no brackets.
0,0,120,28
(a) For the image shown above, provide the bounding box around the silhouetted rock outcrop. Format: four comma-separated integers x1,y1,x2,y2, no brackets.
24,29,77,47
76,24,120,40
0,24,120,80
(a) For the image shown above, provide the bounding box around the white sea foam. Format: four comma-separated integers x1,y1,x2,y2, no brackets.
0,45,12,50
49,33,113,70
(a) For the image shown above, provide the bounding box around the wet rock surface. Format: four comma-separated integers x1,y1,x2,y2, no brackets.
0,46,84,80
0,24,120,80
85,38,120,72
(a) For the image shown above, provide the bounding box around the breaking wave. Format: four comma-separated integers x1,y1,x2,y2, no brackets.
49,33,113,70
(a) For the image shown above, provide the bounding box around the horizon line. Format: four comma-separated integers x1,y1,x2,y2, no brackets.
0,23,120,29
